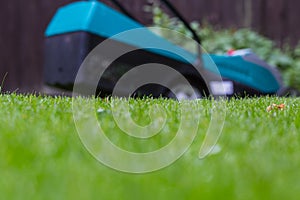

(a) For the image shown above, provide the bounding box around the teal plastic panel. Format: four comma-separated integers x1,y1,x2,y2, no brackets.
45,1,196,64
210,55,280,93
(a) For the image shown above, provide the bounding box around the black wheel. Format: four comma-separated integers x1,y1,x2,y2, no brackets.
277,87,300,97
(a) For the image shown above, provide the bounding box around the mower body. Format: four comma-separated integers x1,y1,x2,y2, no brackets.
44,1,284,98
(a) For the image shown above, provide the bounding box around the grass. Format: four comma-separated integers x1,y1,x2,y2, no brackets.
0,94,300,199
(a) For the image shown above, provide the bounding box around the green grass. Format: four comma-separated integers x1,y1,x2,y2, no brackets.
0,94,300,200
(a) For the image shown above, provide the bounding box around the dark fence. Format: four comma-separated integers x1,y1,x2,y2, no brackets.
1,0,299,92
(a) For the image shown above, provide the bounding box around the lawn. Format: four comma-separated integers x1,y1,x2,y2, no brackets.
0,94,300,200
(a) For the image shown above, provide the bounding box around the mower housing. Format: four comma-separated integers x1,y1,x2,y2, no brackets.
44,1,285,98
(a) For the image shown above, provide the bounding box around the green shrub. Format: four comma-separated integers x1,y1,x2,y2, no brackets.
145,2,300,90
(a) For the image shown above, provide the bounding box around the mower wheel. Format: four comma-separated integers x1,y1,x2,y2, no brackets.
277,87,300,97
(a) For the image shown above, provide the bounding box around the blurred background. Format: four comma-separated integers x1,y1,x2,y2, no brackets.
1,0,299,93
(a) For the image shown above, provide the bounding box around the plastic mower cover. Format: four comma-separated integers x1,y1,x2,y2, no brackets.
44,0,286,98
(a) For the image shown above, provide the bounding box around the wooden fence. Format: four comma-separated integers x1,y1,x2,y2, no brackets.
0,0,299,92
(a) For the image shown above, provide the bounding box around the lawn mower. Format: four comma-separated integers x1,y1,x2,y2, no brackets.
44,0,292,99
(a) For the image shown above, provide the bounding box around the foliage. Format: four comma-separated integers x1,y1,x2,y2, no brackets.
1,94,300,199
145,3,300,90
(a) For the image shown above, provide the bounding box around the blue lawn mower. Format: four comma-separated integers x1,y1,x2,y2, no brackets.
44,0,293,99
